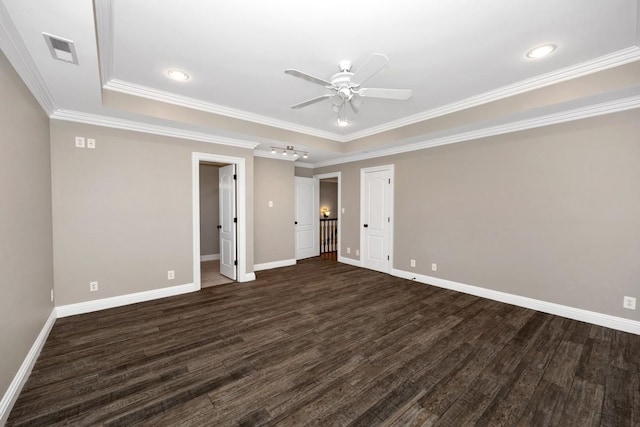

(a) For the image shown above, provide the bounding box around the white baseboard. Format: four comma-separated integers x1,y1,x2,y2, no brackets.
200,253,220,262
391,268,640,335
253,259,296,272
0,308,57,425
338,256,361,267
240,272,256,282
55,283,197,318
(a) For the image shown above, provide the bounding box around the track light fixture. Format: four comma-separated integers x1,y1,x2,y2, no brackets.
269,145,309,160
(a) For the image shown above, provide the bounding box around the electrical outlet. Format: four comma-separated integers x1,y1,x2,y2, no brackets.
432,263,437,272
50,289,54,302
347,247,351,254
355,249,360,256
87,138,96,149
168,270,175,280
623,296,636,310
89,281,98,292
75,136,85,148
341,208,345,214
410,259,416,267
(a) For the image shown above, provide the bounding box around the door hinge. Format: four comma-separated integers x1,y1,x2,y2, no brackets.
233,217,237,223
233,174,237,180
234,260,237,266
388,178,391,184
388,217,390,223
387,255,390,261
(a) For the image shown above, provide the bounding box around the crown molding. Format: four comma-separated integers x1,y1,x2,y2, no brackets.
312,95,640,168
50,109,260,149
94,0,114,86
100,47,640,145
342,46,640,142
0,2,56,114
104,79,343,141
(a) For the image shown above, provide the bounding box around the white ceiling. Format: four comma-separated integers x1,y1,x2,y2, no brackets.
1,0,640,165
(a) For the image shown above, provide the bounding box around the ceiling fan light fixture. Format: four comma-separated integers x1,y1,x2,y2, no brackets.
167,69,190,81
526,44,557,59
336,118,350,127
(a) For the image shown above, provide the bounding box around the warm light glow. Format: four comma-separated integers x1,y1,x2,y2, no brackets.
167,69,190,81
303,153,308,159
526,44,557,59
293,152,299,158
321,207,331,218
336,118,350,127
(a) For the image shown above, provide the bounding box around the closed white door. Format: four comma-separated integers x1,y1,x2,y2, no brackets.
361,166,393,273
295,177,319,259
219,164,236,280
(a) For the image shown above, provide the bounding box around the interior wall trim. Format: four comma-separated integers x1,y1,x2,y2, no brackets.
253,259,296,272
0,309,56,425
391,268,640,336
312,94,640,168
338,256,361,268
94,0,114,87
200,253,220,262
50,110,260,149
343,46,640,142
104,79,342,142
0,2,56,114
55,283,197,318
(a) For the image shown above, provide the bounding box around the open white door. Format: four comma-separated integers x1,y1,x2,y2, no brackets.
219,164,236,280
361,165,393,273
295,177,319,259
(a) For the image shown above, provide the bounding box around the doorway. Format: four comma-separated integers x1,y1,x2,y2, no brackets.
315,172,341,262
198,162,234,287
360,165,393,273
192,152,253,290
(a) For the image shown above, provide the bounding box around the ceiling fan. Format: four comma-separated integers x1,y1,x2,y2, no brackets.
285,53,412,126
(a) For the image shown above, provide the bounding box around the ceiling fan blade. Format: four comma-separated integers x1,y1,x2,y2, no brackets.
285,69,333,87
290,94,333,109
358,87,412,100
350,53,390,86
349,97,361,114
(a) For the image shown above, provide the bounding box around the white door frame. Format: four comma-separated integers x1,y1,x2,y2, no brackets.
192,152,254,289
314,172,341,260
360,164,394,273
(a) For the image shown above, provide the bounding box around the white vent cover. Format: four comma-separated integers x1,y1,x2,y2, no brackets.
43,33,78,64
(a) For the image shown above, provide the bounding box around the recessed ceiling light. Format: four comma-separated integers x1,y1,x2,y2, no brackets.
336,118,350,127
526,44,557,59
167,69,190,81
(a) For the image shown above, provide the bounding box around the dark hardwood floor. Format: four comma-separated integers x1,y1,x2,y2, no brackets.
8,258,640,426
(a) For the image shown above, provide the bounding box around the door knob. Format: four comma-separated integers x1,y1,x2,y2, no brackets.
217,225,222,229
295,221,298,225
363,224,368,228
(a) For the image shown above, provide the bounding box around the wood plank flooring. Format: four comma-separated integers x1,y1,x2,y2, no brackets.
8,258,640,426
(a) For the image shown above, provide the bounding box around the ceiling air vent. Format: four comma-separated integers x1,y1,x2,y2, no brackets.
43,33,78,64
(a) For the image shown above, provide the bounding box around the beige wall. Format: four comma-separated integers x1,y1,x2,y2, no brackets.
0,52,54,398
254,157,295,265
50,121,254,305
320,181,338,219
294,166,313,178
316,109,640,320
199,164,219,256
